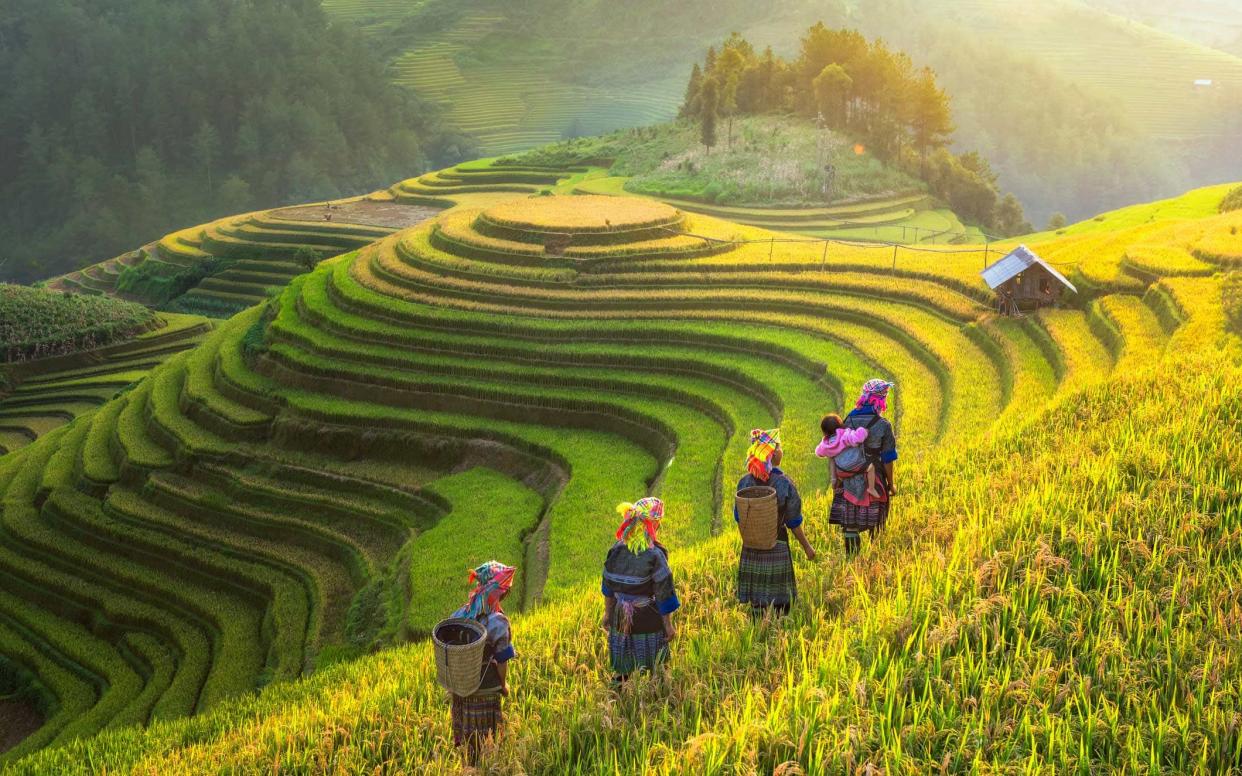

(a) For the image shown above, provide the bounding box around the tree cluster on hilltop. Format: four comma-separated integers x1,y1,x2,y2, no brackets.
0,0,472,284
680,26,1032,236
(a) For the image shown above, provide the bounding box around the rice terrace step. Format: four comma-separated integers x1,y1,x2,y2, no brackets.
1,4,1240,772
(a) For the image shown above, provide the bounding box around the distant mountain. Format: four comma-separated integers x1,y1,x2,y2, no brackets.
324,0,1242,224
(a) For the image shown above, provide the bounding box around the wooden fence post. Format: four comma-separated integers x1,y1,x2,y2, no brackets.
769,237,775,263
820,241,828,272
892,245,898,272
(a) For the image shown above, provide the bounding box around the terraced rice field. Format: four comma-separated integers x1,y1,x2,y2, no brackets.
47,200,438,319
2,172,1239,771
320,0,423,29
576,176,978,244
0,314,212,455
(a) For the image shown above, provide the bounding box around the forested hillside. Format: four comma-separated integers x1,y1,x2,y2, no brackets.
0,0,467,284
676,27,1031,236
331,0,1242,226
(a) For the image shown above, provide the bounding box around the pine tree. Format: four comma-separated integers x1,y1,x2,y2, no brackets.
190,121,221,190
996,193,1032,236
680,64,703,119
909,67,953,175
758,46,778,111
812,64,852,128
699,77,719,152
717,47,746,148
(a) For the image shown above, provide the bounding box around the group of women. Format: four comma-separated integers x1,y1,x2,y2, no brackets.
444,378,899,761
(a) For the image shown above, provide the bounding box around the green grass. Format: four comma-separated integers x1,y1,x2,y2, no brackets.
509,117,924,208
403,468,544,634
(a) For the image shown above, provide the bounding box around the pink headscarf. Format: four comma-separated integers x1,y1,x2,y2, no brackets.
856,379,894,414
462,561,516,618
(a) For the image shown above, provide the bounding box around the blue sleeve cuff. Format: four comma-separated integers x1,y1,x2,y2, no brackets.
881,450,898,463
494,645,515,663
601,581,613,597
657,594,680,615
732,503,739,523
786,514,804,529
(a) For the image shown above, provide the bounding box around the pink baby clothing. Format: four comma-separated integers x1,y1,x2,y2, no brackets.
815,427,869,458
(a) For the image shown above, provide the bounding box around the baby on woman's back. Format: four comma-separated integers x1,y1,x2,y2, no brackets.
815,414,880,505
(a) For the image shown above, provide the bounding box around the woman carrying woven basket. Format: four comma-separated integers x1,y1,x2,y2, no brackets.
829,379,899,557
735,428,816,616
602,497,680,684
447,560,517,762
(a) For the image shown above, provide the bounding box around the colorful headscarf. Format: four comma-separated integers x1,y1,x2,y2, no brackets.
746,428,782,481
615,497,664,554
462,560,516,619
857,379,895,414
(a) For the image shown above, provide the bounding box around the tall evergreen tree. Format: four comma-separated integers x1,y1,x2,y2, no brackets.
908,67,953,173
699,77,720,152
190,122,221,190
812,64,852,127
680,64,704,119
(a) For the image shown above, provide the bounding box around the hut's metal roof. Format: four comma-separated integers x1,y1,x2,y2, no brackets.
981,245,1077,293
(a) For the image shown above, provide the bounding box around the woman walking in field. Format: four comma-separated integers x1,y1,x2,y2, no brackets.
602,497,680,684
829,379,899,557
735,429,817,616
448,561,517,763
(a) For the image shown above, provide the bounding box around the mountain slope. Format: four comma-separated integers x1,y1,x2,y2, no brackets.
323,0,1242,224
1,154,1239,769
1080,0,1242,56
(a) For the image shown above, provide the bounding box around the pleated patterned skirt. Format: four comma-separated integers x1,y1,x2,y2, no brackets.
451,693,502,749
737,540,796,608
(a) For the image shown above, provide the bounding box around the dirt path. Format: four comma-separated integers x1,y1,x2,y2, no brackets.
273,200,440,229
0,698,43,755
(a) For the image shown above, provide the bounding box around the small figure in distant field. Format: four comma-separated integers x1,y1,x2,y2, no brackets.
828,380,899,557
448,561,517,763
602,497,680,684
735,429,817,616
816,414,881,501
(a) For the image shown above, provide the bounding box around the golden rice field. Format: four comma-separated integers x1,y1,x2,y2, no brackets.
0,163,1239,773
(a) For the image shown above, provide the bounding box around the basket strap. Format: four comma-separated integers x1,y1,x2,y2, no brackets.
464,616,494,697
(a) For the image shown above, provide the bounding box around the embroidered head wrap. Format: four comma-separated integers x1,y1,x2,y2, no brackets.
462,560,516,619
615,497,664,554
857,379,895,414
746,428,782,481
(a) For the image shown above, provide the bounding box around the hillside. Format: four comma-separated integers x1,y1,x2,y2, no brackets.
1080,0,1242,56
0,0,457,285
0,150,1239,770
324,0,1242,224
500,118,991,244
0,287,212,454
34,140,978,328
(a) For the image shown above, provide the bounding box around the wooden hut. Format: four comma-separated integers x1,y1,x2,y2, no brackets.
981,245,1076,315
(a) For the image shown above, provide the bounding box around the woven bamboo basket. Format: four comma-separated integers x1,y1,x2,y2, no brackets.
433,617,487,697
736,485,779,550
